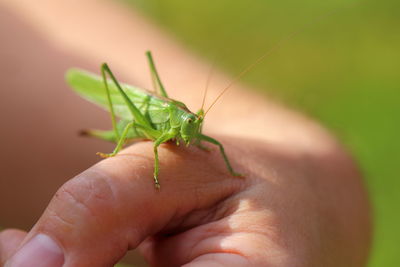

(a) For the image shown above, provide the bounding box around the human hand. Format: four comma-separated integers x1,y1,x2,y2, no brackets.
0,0,370,265
0,132,370,266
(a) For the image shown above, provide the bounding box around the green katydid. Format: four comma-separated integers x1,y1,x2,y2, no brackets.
65,51,241,189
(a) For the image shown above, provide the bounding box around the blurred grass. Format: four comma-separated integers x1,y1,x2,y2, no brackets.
123,0,400,266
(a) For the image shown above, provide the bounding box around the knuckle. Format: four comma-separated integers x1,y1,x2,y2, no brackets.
40,171,131,262
50,170,119,225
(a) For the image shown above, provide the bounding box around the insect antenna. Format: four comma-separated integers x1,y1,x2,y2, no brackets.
204,2,359,116
200,56,217,114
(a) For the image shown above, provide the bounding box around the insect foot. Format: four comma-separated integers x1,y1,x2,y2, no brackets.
232,171,244,177
154,181,161,190
96,152,116,158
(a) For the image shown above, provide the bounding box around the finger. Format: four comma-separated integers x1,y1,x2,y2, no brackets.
5,140,243,267
0,229,27,264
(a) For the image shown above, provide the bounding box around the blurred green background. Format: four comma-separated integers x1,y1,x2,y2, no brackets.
122,0,399,266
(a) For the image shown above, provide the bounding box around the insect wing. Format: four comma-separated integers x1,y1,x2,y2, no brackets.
66,68,169,124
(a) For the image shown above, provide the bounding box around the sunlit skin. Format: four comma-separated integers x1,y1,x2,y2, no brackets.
0,0,371,266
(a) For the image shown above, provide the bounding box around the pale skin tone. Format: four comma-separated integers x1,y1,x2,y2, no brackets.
0,0,371,266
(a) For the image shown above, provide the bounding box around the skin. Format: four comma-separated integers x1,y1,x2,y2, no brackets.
0,0,371,266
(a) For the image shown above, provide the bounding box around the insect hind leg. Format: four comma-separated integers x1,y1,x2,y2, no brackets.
146,51,169,98
101,63,153,129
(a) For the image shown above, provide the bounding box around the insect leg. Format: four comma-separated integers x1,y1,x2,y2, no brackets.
101,64,120,140
153,132,176,189
146,51,169,98
194,141,210,152
101,63,153,129
97,122,160,158
197,134,242,177
97,121,135,158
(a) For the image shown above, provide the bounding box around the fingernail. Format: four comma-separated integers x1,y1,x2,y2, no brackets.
5,234,64,267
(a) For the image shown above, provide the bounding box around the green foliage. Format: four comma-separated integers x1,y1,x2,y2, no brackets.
123,0,400,266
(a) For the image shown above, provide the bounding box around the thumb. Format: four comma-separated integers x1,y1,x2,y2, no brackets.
5,142,240,267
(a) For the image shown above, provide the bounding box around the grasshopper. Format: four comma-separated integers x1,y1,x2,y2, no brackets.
66,51,241,188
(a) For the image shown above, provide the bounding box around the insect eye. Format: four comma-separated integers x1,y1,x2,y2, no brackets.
187,118,193,123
